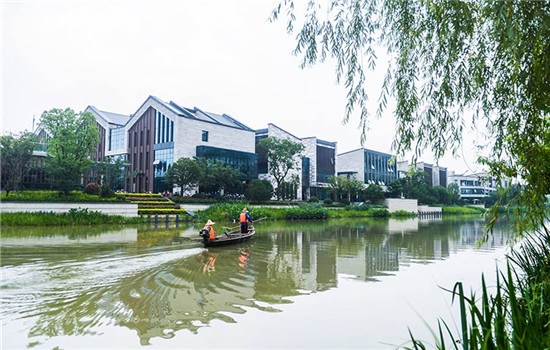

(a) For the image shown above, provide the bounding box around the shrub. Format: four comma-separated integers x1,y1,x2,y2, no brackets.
100,185,115,198
84,183,101,195
390,210,416,217
307,196,319,203
138,209,188,215
0,190,126,202
323,198,333,205
284,204,328,220
442,206,485,215
245,179,273,201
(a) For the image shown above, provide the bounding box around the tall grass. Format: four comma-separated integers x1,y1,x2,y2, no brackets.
442,206,486,215
198,203,394,221
198,203,326,221
1,209,142,226
405,227,550,349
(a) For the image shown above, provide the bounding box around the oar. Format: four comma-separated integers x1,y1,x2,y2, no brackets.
252,217,267,223
222,217,268,231
222,224,241,231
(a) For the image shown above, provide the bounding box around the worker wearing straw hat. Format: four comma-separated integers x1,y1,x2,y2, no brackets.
203,219,216,241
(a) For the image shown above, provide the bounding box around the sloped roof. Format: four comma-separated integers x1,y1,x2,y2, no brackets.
87,106,131,126
153,98,253,131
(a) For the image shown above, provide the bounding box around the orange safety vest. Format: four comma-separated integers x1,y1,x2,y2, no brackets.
240,212,248,223
209,226,216,240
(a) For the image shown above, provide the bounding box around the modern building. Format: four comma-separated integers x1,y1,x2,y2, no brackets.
336,148,397,187
255,123,337,201
255,124,304,200
121,96,257,193
301,137,336,200
32,96,258,194
85,106,132,185
397,161,448,187
447,171,497,203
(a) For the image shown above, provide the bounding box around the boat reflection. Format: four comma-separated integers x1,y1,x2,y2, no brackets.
0,217,510,347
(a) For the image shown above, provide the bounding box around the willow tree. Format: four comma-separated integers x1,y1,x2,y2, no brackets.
272,1,550,234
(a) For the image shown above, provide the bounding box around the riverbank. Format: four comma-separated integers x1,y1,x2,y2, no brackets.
1,202,486,226
0,209,144,226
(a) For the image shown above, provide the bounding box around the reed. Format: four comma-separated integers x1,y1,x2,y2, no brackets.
0,209,142,226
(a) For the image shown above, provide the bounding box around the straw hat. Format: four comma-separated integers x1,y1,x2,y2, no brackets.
205,219,215,226
242,208,248,212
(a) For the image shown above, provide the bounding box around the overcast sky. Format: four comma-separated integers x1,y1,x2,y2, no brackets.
2,0,485,174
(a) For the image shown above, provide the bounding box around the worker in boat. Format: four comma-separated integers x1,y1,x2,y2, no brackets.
239,208,253,233
200,219,216,242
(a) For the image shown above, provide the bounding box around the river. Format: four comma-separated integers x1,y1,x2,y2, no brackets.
1,217,512,349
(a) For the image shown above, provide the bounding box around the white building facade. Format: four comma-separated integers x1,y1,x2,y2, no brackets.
447,171,497,203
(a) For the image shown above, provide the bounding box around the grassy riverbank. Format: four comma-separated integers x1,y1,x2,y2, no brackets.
441,205,486,215
0,209,143,226
197,203,411,221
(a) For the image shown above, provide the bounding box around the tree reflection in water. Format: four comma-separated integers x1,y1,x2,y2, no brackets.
0,217,510,347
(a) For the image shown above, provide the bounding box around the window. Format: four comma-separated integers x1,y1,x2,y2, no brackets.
155,110,174,144
109,127,125,151
202,130,209,142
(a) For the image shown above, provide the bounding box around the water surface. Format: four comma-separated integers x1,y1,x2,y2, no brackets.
1,218,511,349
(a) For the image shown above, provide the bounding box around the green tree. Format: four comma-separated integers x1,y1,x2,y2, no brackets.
363,183,384,205
195,158,243,196
40,108,99,195
91,157,127,195
327,175,346,202
327,175,365,203
402,169,437,205
343,178,365,203
245,179,274,201
447,183,461,205
0,132,38,196
272,1,550,232
165,157,201,195
386,179,404,198
257,137,305,200
432,186,450,205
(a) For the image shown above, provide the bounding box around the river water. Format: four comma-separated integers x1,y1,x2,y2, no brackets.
1,217,512,349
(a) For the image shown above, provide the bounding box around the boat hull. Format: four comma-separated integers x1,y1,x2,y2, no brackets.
201,229,255,247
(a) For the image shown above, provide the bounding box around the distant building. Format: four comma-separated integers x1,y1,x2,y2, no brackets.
397,161,448,187
85,106,132,185
255,124,337,200
447,171,497,203
301,137,337,200
337,148,397,187
33,96,257,194
121,96,257,193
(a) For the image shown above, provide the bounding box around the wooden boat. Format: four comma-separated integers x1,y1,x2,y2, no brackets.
198,228,255,247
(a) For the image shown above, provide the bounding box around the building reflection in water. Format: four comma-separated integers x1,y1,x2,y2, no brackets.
0,218,511,347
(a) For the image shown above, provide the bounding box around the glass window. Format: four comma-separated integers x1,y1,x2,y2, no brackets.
109,128,125,151
154,148,174,178
155,110,174,145
202,130,209,142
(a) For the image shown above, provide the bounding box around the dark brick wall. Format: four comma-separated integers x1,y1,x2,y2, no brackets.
127,107,155,192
